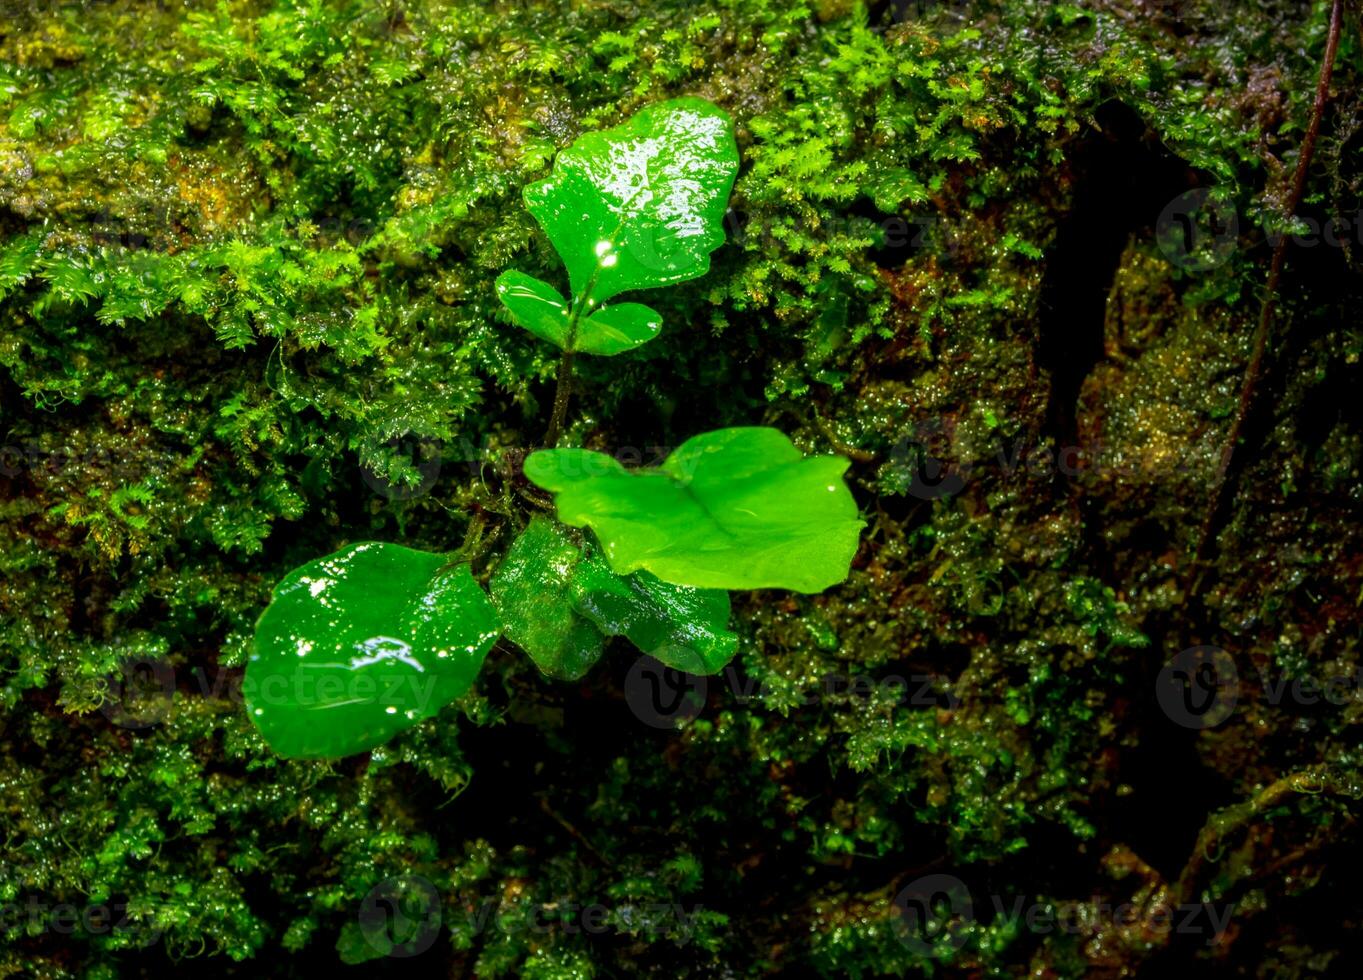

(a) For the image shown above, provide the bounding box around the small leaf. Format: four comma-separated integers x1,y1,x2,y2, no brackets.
523,97,739,305
490,517,604,681
495,269,571,348
524,427,864,593
571,551,737,674
247,543,500,758
496,271,662,355
576,302,663,355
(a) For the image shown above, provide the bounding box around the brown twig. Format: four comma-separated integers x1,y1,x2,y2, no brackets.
809,410,877,463
537,795,607,864
1191,0,1345,577
1172,766,1340,905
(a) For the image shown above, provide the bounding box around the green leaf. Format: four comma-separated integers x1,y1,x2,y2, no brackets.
494,272,661,355
522,97,739,305
576,302,662,355
524,427,864,593
571,552,737,675
490,517,739,679
246,543,500,758
490,517,605,681
495,269,571,348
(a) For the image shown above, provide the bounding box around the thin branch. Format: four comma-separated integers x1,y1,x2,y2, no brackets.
1172,766,1346,905
1192,0,1345,575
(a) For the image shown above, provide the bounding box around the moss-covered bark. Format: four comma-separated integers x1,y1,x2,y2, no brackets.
1,0,1360,976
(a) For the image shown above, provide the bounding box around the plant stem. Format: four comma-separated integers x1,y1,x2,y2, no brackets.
544,349,576,448
542,281,597,448
1191,0,1344,575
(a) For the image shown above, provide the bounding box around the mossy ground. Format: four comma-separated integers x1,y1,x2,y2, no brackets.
1,0,1361,976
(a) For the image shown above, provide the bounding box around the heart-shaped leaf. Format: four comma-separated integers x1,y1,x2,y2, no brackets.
490,517,605,681
497,98,737,359
246,543,500,758
524,97,738,303
495,270,570,348
523,427,864,593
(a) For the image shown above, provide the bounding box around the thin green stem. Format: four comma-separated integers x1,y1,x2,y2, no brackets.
544,349,576,448
542,189,645,448
542,279,598,447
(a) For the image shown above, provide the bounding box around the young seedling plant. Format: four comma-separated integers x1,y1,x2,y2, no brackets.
246,99,865,758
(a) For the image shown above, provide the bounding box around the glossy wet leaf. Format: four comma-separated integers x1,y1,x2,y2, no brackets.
495,271,662,355
523,97,739,305
495,269,570,347
576,302,662,355
490,517,605,681
524,427,864,593
571,550,737,674
246,543,500,758
491,517,738,678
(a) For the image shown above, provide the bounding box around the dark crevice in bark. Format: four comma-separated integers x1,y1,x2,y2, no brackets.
1036,100,1206,457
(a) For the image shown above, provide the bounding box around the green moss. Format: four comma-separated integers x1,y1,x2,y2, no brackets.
3,0,1361,976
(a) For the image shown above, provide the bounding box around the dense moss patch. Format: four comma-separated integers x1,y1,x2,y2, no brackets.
2,0,1360,976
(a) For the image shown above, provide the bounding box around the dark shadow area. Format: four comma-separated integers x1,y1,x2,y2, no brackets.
1036,100,1207,451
